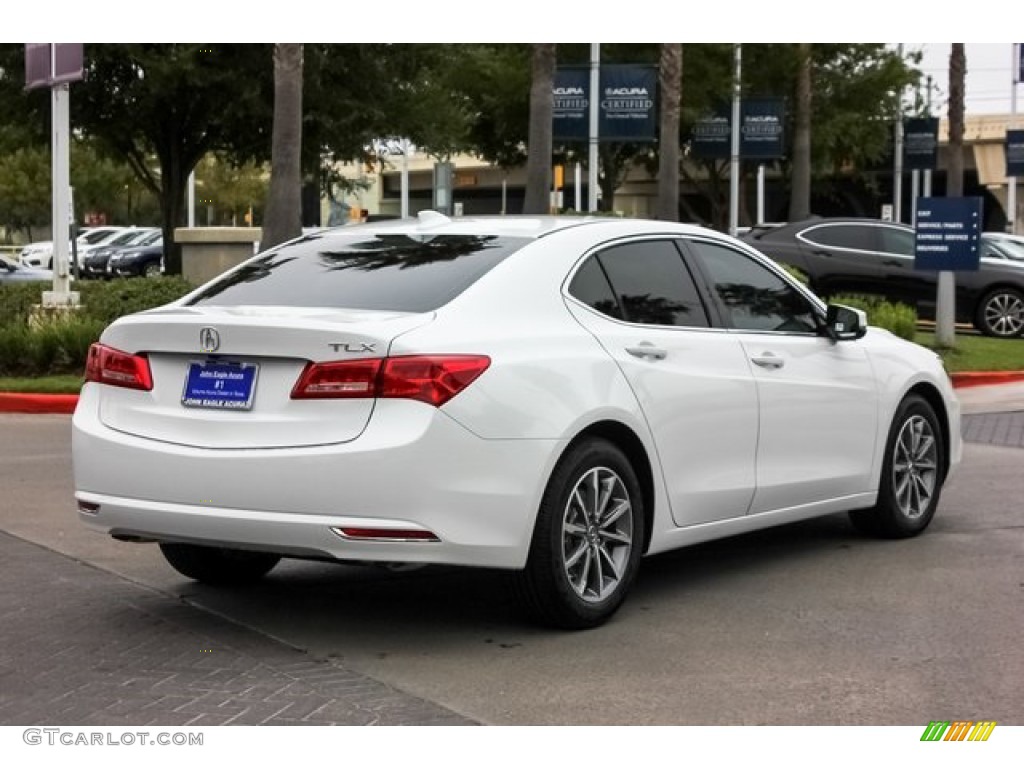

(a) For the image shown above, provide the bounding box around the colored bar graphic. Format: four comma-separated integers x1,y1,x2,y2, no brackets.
921,720,996,742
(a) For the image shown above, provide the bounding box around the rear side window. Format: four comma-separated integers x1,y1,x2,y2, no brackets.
878,226,915,257
188,233,529,312
802,224,876,251
596,240,710,327
567,257,624,320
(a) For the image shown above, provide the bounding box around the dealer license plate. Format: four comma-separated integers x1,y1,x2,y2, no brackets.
181,360,258,410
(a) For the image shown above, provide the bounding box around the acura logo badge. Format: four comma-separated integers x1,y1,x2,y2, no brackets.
199,327,220,353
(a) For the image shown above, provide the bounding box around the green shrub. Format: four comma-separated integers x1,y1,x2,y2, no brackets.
78,276,194,325
0,316,106,376
1,276,193,327
830,294,917,341
0,283,49,325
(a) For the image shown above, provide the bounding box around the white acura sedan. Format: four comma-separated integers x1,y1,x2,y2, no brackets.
73,214,961,629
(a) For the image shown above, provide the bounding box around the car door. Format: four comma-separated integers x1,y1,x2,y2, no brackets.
687,238,880,514
874,223,940,311
564,238,759,528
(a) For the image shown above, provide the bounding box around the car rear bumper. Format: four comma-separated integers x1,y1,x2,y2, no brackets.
73,386,560,569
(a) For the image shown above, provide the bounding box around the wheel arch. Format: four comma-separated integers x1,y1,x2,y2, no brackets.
905,381,951,482
562,419,656,554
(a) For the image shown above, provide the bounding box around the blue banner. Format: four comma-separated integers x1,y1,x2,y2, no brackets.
599,65,658,142
690,99,786,160
914,197,983,272
741,99,785,159
904,117,940,170
690,107,731,159
1006,129,1024,177
552,65,658,143
552,68,590,141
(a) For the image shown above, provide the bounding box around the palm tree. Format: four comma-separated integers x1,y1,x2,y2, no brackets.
936,43,966,348
656,44,682,221
523,44,556,215
788,43,813,221
947,44,966,198
261,43,304,251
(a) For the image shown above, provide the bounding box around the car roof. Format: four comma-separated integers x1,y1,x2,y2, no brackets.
745,216,913,241
304,212,730,246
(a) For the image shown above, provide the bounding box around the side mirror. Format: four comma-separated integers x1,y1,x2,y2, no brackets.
825,304,868,341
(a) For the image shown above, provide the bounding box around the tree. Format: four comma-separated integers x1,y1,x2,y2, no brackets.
656,44,683,221
523,44,556,214
788,44,813,221
947,44,966,199
66,45,272,274
194,154,268,226
261,44,304,251
0,147,50,241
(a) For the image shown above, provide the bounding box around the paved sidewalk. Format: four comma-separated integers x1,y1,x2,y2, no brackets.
0,531,474,726
961,412,1024,449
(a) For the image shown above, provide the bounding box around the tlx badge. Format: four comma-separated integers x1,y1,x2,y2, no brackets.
328,342,376,353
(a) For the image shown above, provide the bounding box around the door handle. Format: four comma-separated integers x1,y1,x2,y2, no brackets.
751,353,785,370
625,343,667,361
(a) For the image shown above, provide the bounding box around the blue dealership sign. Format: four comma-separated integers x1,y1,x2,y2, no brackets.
552,65,658,142
914,197,983,272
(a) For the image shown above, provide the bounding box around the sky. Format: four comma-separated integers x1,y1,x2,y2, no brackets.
911,43,1020,115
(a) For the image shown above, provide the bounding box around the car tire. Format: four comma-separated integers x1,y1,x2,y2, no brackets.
514,438,644,630
974,287,1024,338
849,394,945,539
143,262,161,278
159,542,280,585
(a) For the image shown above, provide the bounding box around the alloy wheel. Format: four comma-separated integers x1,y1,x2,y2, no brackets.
561,466,634,603
983,292,1024,337
891,414,938,520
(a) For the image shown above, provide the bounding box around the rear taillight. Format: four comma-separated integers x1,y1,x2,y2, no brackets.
84,343,153,391
290,359,383,399
291,355,490,407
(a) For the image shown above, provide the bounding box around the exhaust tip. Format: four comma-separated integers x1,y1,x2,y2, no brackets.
77,500,100,515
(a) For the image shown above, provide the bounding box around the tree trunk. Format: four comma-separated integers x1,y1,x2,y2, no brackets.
159,146,185,276
261,43,305,251
523,44,555,215
788,43,813,222
656,44,682,221
947,44,966,198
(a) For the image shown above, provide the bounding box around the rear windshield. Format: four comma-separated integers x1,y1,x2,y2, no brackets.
187,232,529,312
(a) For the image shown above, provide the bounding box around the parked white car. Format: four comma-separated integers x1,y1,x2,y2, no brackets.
73,214,962,628
19,226,127,270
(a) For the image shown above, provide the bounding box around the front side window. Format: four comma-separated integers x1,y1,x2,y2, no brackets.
691,241,818,334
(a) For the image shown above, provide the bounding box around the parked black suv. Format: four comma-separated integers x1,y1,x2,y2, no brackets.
741,217,1024,338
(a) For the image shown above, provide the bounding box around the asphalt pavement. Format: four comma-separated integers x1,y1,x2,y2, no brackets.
0,381,1021,726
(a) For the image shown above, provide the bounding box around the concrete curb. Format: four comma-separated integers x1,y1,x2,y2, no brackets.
2,372,1024,414
0,392,78,414
949,371,1024,389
